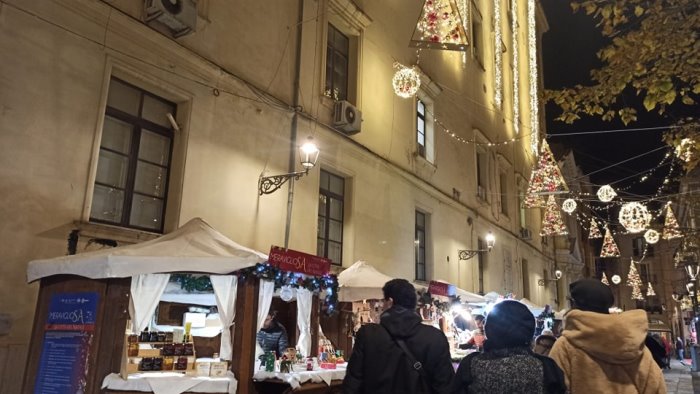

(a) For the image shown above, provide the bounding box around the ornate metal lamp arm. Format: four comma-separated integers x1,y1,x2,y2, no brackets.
258,170,308,195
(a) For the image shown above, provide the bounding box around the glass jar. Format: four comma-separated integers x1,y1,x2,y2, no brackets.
162,343,175,356
183,343,194,356
175,356,188,370
163,356,174,371
165,332,174,342
173,343,184,356
157,332,166,342
127,342,139,357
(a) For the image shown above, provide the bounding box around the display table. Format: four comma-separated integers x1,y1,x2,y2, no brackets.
101,372,237,394
253,365,346,390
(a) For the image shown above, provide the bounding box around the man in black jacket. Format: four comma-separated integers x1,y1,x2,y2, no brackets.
343,279,455,393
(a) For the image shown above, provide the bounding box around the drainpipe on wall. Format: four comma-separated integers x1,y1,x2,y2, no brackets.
284,0,305,249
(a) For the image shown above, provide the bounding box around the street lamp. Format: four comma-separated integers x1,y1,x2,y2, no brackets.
458,231,495,261
258,138,320,195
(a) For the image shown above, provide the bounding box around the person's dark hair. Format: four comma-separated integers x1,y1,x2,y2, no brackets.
484,300,535,350
569,278,614,314
473,314,485,322
268,310,279,322
382,279,417,309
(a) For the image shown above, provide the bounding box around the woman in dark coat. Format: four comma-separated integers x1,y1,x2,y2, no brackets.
452,300,567,394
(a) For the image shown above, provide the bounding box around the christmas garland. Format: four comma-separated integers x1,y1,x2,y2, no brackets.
170,263,339,316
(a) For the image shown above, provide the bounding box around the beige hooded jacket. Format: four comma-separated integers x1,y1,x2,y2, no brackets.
549,309,666,394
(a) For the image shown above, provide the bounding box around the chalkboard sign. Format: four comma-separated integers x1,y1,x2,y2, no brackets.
34,292,99,394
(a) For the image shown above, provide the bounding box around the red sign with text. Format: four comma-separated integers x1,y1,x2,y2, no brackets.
268,246,331,276
428,281,455,297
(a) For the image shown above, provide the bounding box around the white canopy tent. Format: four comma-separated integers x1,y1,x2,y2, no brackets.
337,261,394,302
27,217,267,282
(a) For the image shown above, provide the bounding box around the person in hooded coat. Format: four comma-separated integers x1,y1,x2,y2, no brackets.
343,279,454,393
549,279,666,393
452,300,566,394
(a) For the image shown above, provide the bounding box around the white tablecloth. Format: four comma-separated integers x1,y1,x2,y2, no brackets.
102,372,237,394
253,366,346,389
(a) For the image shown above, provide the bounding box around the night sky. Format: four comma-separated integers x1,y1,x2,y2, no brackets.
541,0,673,199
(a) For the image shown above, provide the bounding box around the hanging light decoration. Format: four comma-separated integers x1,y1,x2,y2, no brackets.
611,274,621,285
618,202,651,233
601,272,610,286
675,137,696,163
596,185,617,202
392,63,421,98
646,282,656,297
410,0,468,51
662,202,683,240
588,218,603,239
527,0,539,154
561,198,577,214
644,229,660,244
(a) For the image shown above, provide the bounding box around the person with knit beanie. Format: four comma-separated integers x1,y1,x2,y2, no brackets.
549,278,667,393
452,300,566,393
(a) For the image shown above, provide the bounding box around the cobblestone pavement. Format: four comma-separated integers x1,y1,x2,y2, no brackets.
664,359,699,394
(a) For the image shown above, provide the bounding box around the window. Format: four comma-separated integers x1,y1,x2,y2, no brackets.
325,24,349,101
476,149,488,200
417,99,426,158
632,237,644,257
89,78,175,233
415,211,427,281
594,258,606,278
500,172,509,215
471,1,484,67
518,181,527,229
318,170,345,265
639,263,650,284
477,238,485,294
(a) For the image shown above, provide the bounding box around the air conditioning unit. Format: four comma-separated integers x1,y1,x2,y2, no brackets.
520,228,532,240
144,0,197,38
333,100,362,135
476,185,486,200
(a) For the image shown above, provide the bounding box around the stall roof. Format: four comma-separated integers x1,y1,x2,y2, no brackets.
27,218,267,282
337,261,394,302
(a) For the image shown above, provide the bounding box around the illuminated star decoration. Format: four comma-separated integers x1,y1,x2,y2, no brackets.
601,272,610,286
618,202,651,234
596,185,617,202
392,63,421,98
540,195,568,236
644,229,660,244
588,218,603,239
675,137,696,163
662,202,683,240
561,198,577,214
600,226,621,258
410,0,468,51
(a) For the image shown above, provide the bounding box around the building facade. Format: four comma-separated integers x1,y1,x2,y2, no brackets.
0,0,557,388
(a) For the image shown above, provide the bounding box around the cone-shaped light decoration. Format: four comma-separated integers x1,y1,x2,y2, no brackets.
526,139,569,197
646,282,656,297
601,272,610,286
540,195,568,236
626,262,644,301
410,0,469,51
662,202,683,240
600,226,621,258
588,218,603,239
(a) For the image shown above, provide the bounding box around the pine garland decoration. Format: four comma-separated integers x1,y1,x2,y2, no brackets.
525,139,569,196
540,195,568,236
600,226,621,258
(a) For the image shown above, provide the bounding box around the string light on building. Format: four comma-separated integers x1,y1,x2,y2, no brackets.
561,198,577,214
618,202,651,233
596,185,617,202
644,229,660,244
511,0,519,134
493,0,503,107
458,0,469,64
392,63,421,98
527,0,539,154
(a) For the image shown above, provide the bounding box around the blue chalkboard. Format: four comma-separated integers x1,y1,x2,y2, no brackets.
34,292,99,394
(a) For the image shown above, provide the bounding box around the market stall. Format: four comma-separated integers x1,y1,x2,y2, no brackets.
23,218,341,394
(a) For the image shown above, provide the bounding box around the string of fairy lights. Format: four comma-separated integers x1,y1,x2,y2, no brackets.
494,0,503,108
527,0,539,155
511,0,520,135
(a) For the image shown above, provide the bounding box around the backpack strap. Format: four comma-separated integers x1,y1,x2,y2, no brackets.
382,325,430,392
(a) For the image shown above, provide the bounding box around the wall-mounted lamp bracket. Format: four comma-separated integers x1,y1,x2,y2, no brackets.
258,170,309,195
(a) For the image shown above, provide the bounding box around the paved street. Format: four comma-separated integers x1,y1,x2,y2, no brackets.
665,359,700,394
